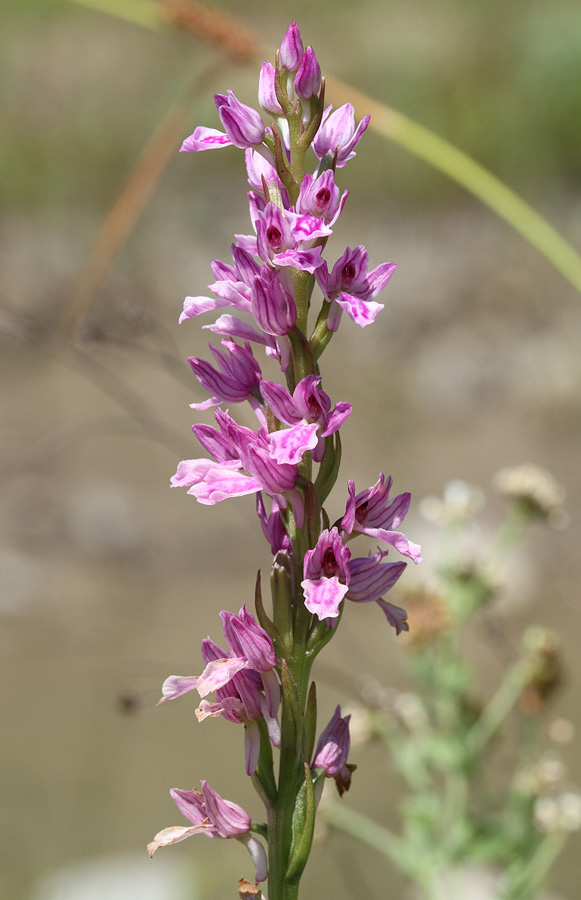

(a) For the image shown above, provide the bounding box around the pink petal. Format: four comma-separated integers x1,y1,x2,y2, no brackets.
286,212,333,242
203,316,270,345
334,293,384,327
238,833,269,883
181,126,232,152
196,657,248,697
147,824,212,856
195,697,244,722
321,401,352,437
158,674,199,705
363,526,423,563
376,599,409,634
180,295,230,322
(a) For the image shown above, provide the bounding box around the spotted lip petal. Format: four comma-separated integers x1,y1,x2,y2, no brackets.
302,575,349,619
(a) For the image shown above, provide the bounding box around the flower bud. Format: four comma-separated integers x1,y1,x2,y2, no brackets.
294,46,321,100
280,21,303,71
313,705,351,775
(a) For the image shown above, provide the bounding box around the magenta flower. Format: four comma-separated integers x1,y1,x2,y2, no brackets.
172,409,304,526
180,91,265,153
248,201,328,273
301,527,351,620
148,781,268,883
341,473,422,563
313,103,370,167
294,46,321,100
312,705,351,776
197,637,272,775
347,549,408,634
220,605,280,717
179,126,233,153
315,245,397,330
296,170,348,226
158,603,282,777
261,375,351,464
188,339,263,414
179,246,258,325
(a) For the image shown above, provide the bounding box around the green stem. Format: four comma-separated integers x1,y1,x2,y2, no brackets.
466,658,533,755
502,830,567,900
292,271,314,336
486,504,531,571
321,801,416,878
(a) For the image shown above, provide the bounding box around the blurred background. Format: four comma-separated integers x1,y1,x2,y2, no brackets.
1,0,581,898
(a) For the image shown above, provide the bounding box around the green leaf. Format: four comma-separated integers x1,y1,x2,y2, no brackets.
285,764,316,884
304,681,318,765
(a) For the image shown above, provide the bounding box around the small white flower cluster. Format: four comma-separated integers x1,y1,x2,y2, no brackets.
534,791,581,833
420,479,485,527
493,463,567,527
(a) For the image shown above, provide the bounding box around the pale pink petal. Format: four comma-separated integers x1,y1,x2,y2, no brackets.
244,719,261,775
268,422,319,465
362,526,423,563
157,675,199,705
196,657,248,697
147,824,212,856
260,668,281,718
203,315,270,345
179,295,231,322
189,396,222,411
234,234,259,255
286,488,305,530
187,467,263,504
171,458,239,488
238,833,269,883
